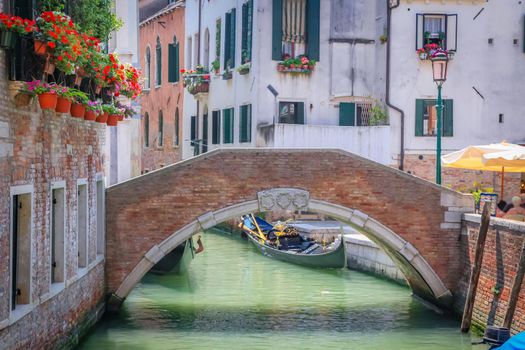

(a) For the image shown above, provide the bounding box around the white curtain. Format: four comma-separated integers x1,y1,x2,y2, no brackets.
282,0,306,43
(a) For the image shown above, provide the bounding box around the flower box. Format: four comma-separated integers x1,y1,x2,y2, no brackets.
188,82,209,95
237,63,251,75
222,71,233,80
277,55,316,74
278,66,313,74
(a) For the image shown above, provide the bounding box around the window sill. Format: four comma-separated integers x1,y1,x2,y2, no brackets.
9,304,34,326
155,85,162,89
40,282,65,304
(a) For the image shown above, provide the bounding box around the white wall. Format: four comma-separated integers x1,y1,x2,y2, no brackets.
390,0,525,157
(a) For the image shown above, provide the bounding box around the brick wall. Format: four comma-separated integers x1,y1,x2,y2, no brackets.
106,149,470,306
0,41,106,347
139,5,184,172
455,217,525,334
405,154,521,202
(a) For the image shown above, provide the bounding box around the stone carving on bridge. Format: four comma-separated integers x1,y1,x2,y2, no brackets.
257,188,310,212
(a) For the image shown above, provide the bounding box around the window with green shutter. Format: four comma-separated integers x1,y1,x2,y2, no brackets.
224,9,236,69
155,37,162,86
339,103,355,126
174,108,180,146
168,36,180,83
145,47,151,89
212,110,221,144
272,0,320,61
191,116,197,146
241,0,253,63
415,99,453,137
223,108,234,144
240,104,252,143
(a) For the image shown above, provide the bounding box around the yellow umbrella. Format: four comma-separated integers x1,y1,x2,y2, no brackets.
483,145,525,168
442,142,525,197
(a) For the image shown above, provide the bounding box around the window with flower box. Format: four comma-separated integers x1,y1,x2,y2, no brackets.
272,0,320,61
415,13,457,58
224,8,236,70
415,99,453,137
241,0,253,64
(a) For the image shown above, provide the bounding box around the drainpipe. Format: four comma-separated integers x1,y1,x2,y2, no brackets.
385,0,405,171
196,0,202,153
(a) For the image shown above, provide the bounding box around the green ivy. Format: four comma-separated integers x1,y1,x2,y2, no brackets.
38,0,123,41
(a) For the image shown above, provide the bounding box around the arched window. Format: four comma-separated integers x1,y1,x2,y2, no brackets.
145,47,151,89
174,108,180,146
158,111,164,147
155,37,162,86
203,28,210,68
168,35,180,83
144,112,150,147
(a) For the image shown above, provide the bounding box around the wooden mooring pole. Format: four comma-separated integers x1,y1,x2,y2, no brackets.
461,203,491,333
503,237,525,329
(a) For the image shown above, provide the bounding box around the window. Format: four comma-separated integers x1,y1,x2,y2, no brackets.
415,14,457,51
191,116,199,155
215,19,222,68
241,0,253,63
279,101,304,124
212,110,221,144
187,37,193,69
204,28,210,68
240,104,252,142
51,187,65,284
339,102,355,126
77,183,88,269
339,101,381,126
158,111,164,147
174,108,180,146
145,47,151,89
272,0,320,60
224,8,236,69
10,190,32,310
415,99,453,137
156,37,162,86
168,35,180,83
202,111,209,153
96,179,104,256
144,113,149,147
223,108,234,143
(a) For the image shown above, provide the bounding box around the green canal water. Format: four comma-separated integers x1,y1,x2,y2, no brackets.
79,230,482,350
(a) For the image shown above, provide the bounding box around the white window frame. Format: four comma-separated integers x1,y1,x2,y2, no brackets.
49,180,66,296
76,179,89,274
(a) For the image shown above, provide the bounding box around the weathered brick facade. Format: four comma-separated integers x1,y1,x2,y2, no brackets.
0,45,106,348
106,149,472,307
139,3,184,172
405,154,522,201
455,217,525,334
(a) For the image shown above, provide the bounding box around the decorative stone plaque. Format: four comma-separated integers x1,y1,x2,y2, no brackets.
257,188,310,212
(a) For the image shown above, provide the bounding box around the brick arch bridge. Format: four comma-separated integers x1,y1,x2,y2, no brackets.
105,149,472,309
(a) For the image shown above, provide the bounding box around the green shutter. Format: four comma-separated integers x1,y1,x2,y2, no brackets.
230,108,235,143
443,99,453,137
240,105,252,142
247,0,253,62
230,8,236,67
306,0,320,61
296,102,305,124
339,102,355,126
175,42,180,82
415,99,424,136
168,43,176,83
223,109,232,143
190,116,196,145
272,0,283,60
224,12,231,67
523,15,525,53
242,2,248,62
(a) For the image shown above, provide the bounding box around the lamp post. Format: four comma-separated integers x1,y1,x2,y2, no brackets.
430,51,449,185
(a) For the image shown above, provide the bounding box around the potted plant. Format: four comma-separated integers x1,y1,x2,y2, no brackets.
55,86,75,113
69,89,88,118
103,103,120,126
0,13,36,49
222,60,233,80
84,100,101,121
237,62,251,75
211,59,220,75
21,80,58,110
416,47,428,60
114,100,135,121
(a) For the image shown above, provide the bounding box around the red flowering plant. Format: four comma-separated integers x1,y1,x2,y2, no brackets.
101,53,126,91
416,43,447,60
0,13,36,35
120,64,142,99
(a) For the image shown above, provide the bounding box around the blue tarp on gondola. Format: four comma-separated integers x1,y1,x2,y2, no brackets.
243,216,274,232
494,332,525,350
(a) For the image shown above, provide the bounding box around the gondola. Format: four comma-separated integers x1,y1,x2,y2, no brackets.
239,214,346,268
150,238,195,275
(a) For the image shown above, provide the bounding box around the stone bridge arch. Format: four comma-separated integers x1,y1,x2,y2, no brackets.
105,149,472,309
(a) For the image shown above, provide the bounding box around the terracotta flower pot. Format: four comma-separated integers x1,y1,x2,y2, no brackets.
34,39,48,56
106,114,119,126
308,65,315,71
37,93,57,110
117,114,124,121
55,97,72,114
84,110,97,121
70,103,86,118
290,64,296,69
96,112,108,123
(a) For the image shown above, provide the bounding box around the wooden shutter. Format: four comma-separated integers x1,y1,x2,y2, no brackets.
247,0,253,62
230,8,236,67
446,14,458,52
240,105,252,142
242,2,248,61
415,99,424,136
272,0,283,60
416,14,424,50
175,42,180,82
168,43,176,83
223,109,232,143
191,116,196,145
296,102,305,124
306,0,320,61
224,12,231,67
212,111,220,144
339,102,355,126
443,99,453,137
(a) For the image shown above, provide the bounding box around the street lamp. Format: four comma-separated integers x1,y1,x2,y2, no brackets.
430,50,449,185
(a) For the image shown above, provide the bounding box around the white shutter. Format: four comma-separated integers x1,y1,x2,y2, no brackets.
446,14,458,52
416,14,424,50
